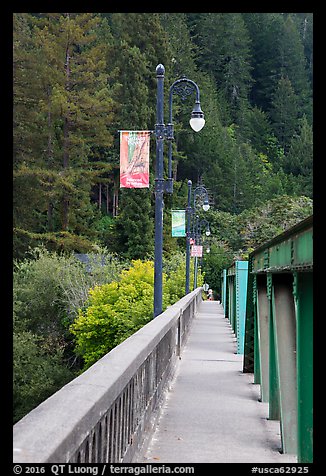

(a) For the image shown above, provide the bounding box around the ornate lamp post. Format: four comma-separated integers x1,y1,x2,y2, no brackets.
154,64,205,317
185,182,210,294
193,216,211,289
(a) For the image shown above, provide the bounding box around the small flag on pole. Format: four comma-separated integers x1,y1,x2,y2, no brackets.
120,131,150,188
171,210,186,237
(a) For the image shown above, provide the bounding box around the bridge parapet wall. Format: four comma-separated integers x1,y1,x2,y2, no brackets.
13,288,203,463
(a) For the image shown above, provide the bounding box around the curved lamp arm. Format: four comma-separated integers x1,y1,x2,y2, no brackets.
166,77,205,180
193,185,210,211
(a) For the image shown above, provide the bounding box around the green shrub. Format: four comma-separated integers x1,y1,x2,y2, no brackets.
13,246,126,333
70,256,204,370
13,330,74,423
70,260,158,369
13,246,127,421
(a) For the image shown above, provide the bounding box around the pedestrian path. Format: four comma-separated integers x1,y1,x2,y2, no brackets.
138,301,297,463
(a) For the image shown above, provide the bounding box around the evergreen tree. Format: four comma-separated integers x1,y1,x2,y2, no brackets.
240,106,284,165
242,14,284,110
13,14,51,235
244,13,312,122
159,13,198,78
278,14,312,122
285,116,313,197
284,13,313,86
113,189,154,259
298,13,313,85
269,76,299,152
195,13,253,122
105,13,172,260
13,13,117,255
159,14,213,184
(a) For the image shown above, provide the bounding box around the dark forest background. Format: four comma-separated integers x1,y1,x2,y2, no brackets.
13,13,313,260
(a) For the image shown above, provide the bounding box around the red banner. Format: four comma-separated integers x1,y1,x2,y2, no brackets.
120,131,150,188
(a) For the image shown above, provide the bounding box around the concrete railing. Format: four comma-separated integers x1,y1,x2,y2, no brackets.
13,288,203,463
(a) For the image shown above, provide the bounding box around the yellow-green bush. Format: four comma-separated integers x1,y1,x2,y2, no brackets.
71,260,158,368
71,256,202,370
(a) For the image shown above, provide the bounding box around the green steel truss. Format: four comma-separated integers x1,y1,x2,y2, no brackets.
243,215,313,463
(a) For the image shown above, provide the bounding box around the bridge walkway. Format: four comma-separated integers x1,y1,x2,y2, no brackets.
138,301,297,463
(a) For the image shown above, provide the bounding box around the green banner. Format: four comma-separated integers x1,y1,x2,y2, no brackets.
172,210,186,237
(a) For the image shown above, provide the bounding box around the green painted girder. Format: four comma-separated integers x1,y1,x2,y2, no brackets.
243,258,255,374
225,261,248,354
243,216,313,462
294,272,313,463
251,216,313,274
221,269,227,309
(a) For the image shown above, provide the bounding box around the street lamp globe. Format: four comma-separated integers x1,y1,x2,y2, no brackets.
190,102,205,132
206,229,211,236
190,116,205,132
202,200,210,212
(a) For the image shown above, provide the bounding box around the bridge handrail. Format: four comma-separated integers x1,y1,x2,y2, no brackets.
13,288,203,463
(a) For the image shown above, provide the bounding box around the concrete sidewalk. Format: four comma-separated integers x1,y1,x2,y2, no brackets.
138,301,297,463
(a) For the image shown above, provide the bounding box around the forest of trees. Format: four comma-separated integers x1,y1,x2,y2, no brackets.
13,13,313,422
14,13,313,259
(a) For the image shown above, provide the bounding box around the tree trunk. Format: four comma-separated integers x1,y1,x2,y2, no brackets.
46,88,55,231
62,16,71,231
